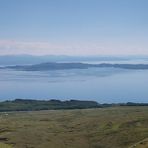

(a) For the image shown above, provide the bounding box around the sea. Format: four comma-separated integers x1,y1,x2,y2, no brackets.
0,59,148,103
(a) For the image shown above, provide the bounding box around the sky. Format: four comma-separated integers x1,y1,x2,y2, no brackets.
0,0,148,56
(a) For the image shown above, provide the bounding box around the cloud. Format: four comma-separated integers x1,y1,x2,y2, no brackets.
0,39,101,55
0,39,147,56
0,40,72,55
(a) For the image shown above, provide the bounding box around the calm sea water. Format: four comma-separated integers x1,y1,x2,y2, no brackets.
0,65,148,103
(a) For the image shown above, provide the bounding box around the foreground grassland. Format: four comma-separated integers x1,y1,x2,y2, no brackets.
0,107,147,148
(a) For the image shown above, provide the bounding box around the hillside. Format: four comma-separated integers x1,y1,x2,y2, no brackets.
0,107,147,148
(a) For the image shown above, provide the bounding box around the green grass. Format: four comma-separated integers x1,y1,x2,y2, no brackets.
0,143,12,148
0,106,147,148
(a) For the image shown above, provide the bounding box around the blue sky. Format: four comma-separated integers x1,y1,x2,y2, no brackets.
0,0,148,55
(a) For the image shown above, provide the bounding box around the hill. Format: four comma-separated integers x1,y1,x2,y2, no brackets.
2,62,148,71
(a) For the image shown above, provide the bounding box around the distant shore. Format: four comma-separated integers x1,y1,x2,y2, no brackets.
0,99,147,112
1,62,148,71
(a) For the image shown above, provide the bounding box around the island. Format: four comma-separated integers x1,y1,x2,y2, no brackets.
1,62,148,71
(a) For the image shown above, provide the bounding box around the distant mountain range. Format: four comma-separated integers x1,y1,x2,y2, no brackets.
1,62,148,71
1,54,148,65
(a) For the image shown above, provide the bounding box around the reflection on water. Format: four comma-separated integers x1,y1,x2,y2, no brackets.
0,68,129,82
0,67,148,103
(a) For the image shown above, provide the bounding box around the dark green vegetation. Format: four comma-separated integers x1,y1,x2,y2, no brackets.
0,107,147,148
0,99,99,112
2,62,148,71
0,99,147,112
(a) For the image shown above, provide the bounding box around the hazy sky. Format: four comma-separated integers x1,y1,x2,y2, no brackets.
0,0,148,56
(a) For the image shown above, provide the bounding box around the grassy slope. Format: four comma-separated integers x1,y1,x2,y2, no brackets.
130,138,148,148
0,106,147,148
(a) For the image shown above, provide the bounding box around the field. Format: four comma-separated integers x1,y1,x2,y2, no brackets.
0,106,147,148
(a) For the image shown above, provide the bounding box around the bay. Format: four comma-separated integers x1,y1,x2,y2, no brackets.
0,67,148,103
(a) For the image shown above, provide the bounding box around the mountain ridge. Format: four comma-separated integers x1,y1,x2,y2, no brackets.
1,62,148,71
